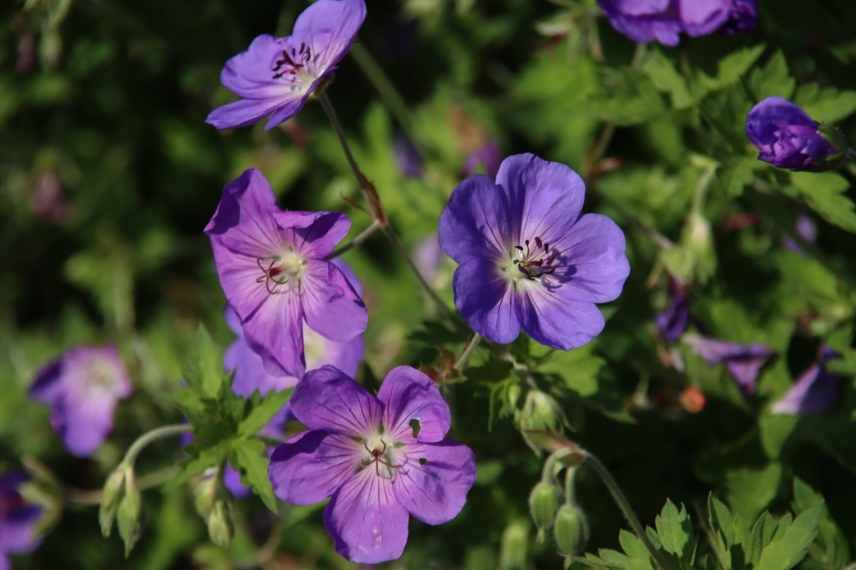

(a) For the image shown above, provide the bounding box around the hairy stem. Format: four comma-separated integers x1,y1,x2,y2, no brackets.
326,220,382,260
454,333,482,371
123,423,192,468
66,465,181,507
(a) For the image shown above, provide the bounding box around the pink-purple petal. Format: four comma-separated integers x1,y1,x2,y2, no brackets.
292,0,366,72
242,291,306,378
378,366,451,443
301,261,368,343
206,97,296,130
269,430,359,505
289,366,382,435
452,258,520,344
439,175,512,263
518,288,605,350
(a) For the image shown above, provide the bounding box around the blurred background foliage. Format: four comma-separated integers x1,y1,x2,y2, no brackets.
3,0,856,568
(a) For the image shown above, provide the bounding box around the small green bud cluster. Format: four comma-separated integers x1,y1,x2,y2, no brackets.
528,457,589,561
193,467,234,549
99,464,141,557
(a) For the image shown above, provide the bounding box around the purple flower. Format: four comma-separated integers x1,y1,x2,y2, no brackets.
206,0,366,130
413,234,444,285
394,136,423,179
205,168,367,379
438,153,630,349
29,346,131,457
1,472,42,570
269,366,476,563
462,141,502,179
783,214,818,253
772,348,840,415
598,0,756,46
746,97,837,171
685,334,773,394
656,282,689,343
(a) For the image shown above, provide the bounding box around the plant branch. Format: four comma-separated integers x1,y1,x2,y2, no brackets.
326,220,382,260
454,333,482,371
123,423,192,468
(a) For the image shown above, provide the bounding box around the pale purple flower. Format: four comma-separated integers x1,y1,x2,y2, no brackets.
0,472,41,570
438,153,630,349
394,136,423,179
29,346,131,457
783,214,818,253
413,234,444,285
205,168,367,379
746,97,837,171
462,141,502,179
269,366,476,564
685,334,773,394
206,0,366,130
598,0,756,46
772,348,840,415
656,281,689,343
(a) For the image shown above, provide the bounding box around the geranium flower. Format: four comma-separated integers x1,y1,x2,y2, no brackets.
0,472,42,570
269,366,476,563
772,348,840,415
29,346,132,457
205,168,367,378
746,97,837,171
656,280,689,343
438,153,629,349
206,0,366,130
685,334,773,394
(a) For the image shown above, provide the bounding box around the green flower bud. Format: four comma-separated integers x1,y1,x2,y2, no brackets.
193,471,218,519
554,504,589,557
207,500,234,549
99,467,127,538
116,471,141,557
529,481,560,534
520,390,564,433
499,520,529,570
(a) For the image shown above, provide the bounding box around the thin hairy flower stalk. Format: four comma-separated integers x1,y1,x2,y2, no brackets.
691,162,718,215
454,333,482,372
123,424,193,467
584,452,668,570
66,465,180,507
564,466,578,505
326,219,383,260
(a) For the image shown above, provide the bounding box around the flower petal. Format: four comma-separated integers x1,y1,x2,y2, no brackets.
452,258,521,344
293,0,367,72
494,153,585,246
377,366,451,443
552,213,630,303
678,0,730,37
219,34,291,99
394,440,476,525
289,366,382,435
242,289,306,378
772,353,840,415
684,334,773,394
283,211,351,258
269,430,359,505
302,260,368,343
518,286,605,350
55,390,117,457
439,175,513,263
225,332,299,397
323,470,409,564
206,97,293,130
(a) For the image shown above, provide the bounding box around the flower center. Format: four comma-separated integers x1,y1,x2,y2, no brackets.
271,40,319,92
256,249,306,295
87,361,118,392
501,236,559,282
359,429,408,481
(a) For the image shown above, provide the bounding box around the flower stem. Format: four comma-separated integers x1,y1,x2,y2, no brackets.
66,465,180,507
326,220,382,260
123,423,192,468
454,333,482,371
584,453,667,570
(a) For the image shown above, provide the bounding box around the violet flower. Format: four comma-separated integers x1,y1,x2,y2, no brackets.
598,0,756,46
29,346,131,457
438,153,630,349
205,168,367,379
462,141,502,179
394,136,423,179
746,97,837,171
656,283,689,343
772,348,840,415
206,0,366,130
685,334,773,394
269,366,476,563
1,472,42,569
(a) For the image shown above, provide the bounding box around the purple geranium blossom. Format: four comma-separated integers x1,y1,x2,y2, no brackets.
746,97,837,171
685,334,773,394
29,346,131,457
598,0,756,46
656,281,689,343
772,348,840,415
1,472,42,570
206,0,366,130
269,366,476,563
438,153,630,349
205,168,367,379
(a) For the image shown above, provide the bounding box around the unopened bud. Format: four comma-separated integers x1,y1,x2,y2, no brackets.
99,467,127,537
193,470,218,518
116,471,141,557
554,504,589,557
207,499,234,548
520,390,563,432
499,520,529,570
686,212,711,254
529,482,560,535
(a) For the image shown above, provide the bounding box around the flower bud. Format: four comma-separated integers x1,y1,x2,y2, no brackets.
520,390,564,432
207,499,234,549
554,504,589,557
116,472,141,557
193,470,218,518
499,520,529,570
529,481,560,535
99,467,127,537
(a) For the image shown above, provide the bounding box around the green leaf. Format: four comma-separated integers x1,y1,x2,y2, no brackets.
749,51,795,100
796,84,856,123
654,500,691,558
592,68,665,126
172,440,232,487
791,172,856,233
231,438,277,512
183,325,225,398
715,45,766,88
707,494,737,569
724,462,782,522
641,50,693,109
757,506,822,570
238,389,292,438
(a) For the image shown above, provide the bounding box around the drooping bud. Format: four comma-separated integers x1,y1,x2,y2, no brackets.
193,470,219,519
519,390,565,452
207,499,234,548
99,466,127,537
116,469,142,557
529,481,560,540
499,520,529,570
554,504,589,557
